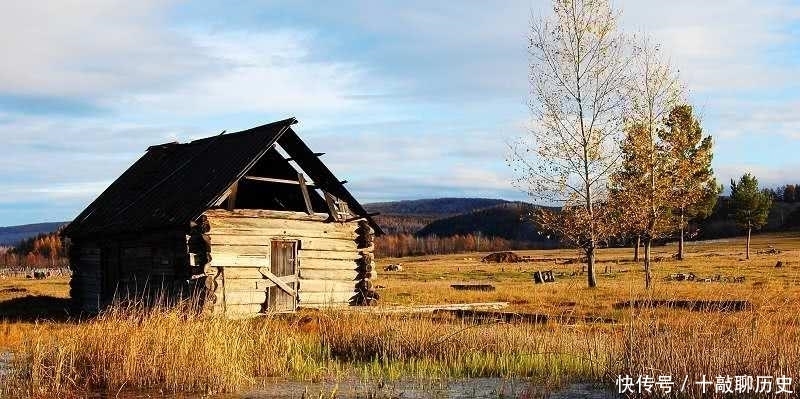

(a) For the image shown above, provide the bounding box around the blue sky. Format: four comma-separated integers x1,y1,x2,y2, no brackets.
1,1,799,226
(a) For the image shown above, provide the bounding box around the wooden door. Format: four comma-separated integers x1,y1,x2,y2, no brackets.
267,240,298,311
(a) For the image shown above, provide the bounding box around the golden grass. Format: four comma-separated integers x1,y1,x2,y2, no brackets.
1,232,799,397
2,304,614,397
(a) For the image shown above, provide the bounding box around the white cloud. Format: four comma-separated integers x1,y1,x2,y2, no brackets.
620,0,800,94
0,1,214,98
122,30,372,116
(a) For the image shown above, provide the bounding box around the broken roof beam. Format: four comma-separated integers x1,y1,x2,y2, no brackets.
284,152,324,162
276,128,384,235
297,172,314,215
243,175,316,187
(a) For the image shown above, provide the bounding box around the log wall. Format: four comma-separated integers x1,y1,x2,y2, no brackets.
69,230,189,313
203,209,364,315
69,242,102,312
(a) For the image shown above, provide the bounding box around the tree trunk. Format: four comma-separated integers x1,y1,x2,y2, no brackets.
644,238,652,289
746,228,751,260
586,247,597,288
678,212,685,261
634,235,640,262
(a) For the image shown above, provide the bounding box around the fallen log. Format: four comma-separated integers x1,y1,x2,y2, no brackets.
612,299,752,312
339,302,509,314
450,284,495,291
433,309,618,324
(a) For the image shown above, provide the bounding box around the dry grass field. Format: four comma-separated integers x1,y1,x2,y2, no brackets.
1,232,799,397
379,232,800,317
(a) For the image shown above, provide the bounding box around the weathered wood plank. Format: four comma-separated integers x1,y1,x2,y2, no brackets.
209,235,357,252
299,291,356,305
208,253,269,268
211,245,271,255
219,278,274,291
301,238,357,252
221,267,262,279
205,214,357,233
298,173,314,215
205,209,329,221
209,228,357,240
258,268,297,296
298,249,361,260
223,290,267,306
243,176,317,188
300,279,356,293
298,258,358,271
299,268,358,281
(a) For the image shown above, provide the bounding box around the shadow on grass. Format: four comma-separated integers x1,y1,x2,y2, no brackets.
0,295,72,322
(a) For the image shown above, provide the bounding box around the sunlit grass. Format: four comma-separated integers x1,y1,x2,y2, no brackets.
2,232,799,397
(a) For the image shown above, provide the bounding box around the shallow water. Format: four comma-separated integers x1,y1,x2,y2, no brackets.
105,379,614,399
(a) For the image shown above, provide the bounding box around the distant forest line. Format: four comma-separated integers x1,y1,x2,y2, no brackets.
2,194,800,267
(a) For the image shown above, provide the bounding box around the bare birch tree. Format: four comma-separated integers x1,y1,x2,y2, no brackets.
612,38,682,289
509,0,629,288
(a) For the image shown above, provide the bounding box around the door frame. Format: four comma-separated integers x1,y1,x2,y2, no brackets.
266,239,299,311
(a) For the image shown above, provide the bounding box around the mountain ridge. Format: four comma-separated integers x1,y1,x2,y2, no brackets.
0,222,68,246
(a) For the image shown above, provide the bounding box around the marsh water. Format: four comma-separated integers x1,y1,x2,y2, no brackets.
83,379,614,398
1,350,612,398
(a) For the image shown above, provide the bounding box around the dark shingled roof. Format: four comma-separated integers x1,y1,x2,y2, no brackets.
63,118,382,238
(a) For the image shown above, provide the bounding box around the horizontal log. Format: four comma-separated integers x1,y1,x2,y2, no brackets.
79,247,101,255
209,237,357,252
223,290,267,306
205,214,358,234
299,291,356,305
209,253,269,268
221,268,298,281
298,258,358,271
300,279,356,293
243,176,317,188
224,278,275,291
205,209,329,222
301,238,357,252
209,228,357,240
221,267,263,279
298,249,361,261
299,268,359,281
211,245,270,255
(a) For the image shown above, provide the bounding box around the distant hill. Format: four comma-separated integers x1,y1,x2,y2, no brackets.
0,222,67,246
415,202,552,242
365,198,510,235
365,198,509,217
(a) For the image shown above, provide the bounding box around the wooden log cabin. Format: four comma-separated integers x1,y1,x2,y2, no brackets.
62,118,383,316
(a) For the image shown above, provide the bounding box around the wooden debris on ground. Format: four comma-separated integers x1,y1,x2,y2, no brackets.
533,270,555,284
665,273,696,281
343,301,509,314
383,263,403,271
450,283,495,291
433,309,618,325
613,299,752,312
758,246,782,255
481,251,523,263
665,273,745,283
